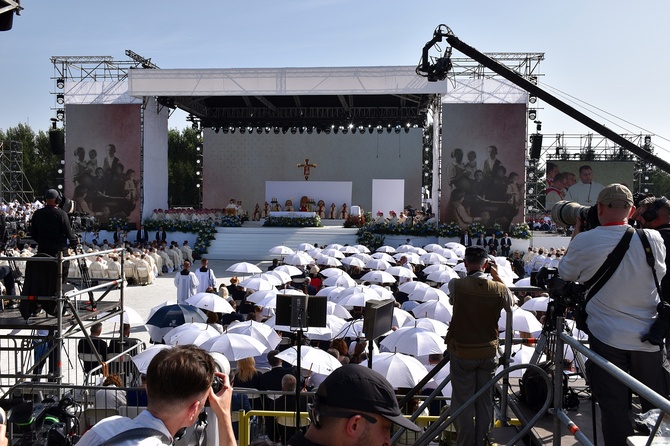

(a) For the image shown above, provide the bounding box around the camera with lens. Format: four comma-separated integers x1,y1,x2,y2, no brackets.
551,200,600,231
641,301,670,347
212,375,223,394
8,395,80,446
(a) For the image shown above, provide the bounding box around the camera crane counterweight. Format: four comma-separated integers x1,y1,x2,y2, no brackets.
417,24,670,175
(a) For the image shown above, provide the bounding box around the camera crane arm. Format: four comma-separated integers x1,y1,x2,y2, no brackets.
417,24,670,176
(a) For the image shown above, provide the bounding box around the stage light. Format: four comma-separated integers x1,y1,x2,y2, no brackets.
529,95,537,104
316,128,322,134
56,78,65,89
272,127,279,134
196,183,201,188
247,127,253,134
341,126,348,134
368,126,374,134
351,127,357,134
222,127,229,134
358,126,365,134
323,127,331,134
57,184,63,190
229,127,235,134
404,127,410,133
196,159,201,165
57,168,63,175
214,127,219,133
196,145,202,152
306,127,313,134
239,127,246,134
376,125,383,134
282,127,289,134
332,125,338,134
256,127,263,134
196,170,201,176
56,94,64,105
299,127,306,134
528,109,537,120
395,125,401,134
56,109,64,121
386,125,392,134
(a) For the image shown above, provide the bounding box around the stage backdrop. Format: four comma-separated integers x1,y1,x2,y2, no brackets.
202,130,422,215
440,103,526,230
64,104,142,227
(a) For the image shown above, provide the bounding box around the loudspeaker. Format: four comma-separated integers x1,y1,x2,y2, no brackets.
362,299,395,340
49,130,64,156
530,133,543,159
276,294,327,329
0,2,14,31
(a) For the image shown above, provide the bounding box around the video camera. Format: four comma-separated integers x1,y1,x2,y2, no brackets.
535,267,587,332
7,395,80,446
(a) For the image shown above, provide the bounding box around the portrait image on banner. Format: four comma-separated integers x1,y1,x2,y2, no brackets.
544,161,635,209
440,103,526,230
64,104,142,226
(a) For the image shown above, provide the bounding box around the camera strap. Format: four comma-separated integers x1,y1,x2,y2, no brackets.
636,228,662,295
583,227,634,301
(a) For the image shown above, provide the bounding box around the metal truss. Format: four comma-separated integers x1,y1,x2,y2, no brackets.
0,140,33,203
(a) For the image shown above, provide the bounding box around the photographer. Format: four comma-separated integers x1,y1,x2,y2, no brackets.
558,184,670,446
20,190,79,319
78,345,236,445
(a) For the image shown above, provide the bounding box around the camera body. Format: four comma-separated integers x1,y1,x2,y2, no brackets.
551,200,600,231
536,267,587,331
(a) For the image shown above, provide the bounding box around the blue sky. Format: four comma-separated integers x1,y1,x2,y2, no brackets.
2,1,669,161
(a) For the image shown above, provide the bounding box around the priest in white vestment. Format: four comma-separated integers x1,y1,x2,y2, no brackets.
194,258,217,293
174,260,199,304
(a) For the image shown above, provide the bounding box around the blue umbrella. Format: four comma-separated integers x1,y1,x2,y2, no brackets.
145,304,207,343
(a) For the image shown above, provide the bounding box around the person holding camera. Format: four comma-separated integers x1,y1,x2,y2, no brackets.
559,184,670,446
445,246,514,446
78,344,236,445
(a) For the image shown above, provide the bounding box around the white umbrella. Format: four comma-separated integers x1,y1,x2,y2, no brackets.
145,304,207,343
102,306,144,325
498,308,543,335
412,299,453,323
341,257,366,268
323,274,357,288
396,244,415,253
380,326,447,356
316,286,346,299
186,292,235,314
200,333,267,360
259,272,283,287
327,301,352,319
353,244,371,253
498,345,546,378
227,262,262,275
131,345,171,374
366,352,429,389
247,289,278,304
321,248,345,259
422,264,449,275
369,284,395,300
394,252,422,265
337,291,381,309
420,252,449,265
411,318,449,337
284,252,313,266
422,243,443,252
148,301,170,320
427,268,459,284
274,264,303,276
269,245,295,255
326,243,344,250
426,362,453,397
307,248,323,258
445,242,466,257
296,243,315,251
276,346,342,375
385,266,416,280
393,307,416,328
365,259,392,271
164,323,220,346
239,275,275,291
376,245,397,253
335,320,365,339
226,320,282,352
317,256,342,267
265,269,292,284
371,252,396,263
320,268,346,278
360,270,396,284
304,315,346,341
254,294,278,309
340,246,360,255
408,287,449,303
353,253,373,262
521,296,550,312
398,281,430,294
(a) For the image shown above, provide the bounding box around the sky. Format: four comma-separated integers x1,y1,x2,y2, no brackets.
2,0,670,162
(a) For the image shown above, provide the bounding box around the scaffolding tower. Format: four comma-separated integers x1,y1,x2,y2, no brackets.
0,140,34,203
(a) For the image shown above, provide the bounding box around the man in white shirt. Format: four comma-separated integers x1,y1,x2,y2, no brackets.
564,165,603,206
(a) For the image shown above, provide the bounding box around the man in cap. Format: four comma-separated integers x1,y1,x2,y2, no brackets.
559,184,670,446
446,245,514,446
288,365,420,446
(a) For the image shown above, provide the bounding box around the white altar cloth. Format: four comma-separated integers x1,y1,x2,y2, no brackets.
268,212,316,218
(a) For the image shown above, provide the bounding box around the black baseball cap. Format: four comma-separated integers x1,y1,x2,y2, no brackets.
464,245,488,260
44,189,60,200
314,365,420,431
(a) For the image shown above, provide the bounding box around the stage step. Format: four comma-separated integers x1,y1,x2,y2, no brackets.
206,223,359,260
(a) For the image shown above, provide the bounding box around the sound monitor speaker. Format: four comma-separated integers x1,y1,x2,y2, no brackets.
0,2,14,31
276,294,327,329
49,130,65,156
363,299,395,340
530,133,543,159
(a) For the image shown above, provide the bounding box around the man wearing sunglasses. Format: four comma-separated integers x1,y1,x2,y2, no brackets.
288,365,420,446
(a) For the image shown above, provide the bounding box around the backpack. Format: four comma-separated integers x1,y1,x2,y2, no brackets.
519,361,579,412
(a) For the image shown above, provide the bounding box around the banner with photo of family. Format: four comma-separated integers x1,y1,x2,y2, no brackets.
64,104,142,227
440,103,527,231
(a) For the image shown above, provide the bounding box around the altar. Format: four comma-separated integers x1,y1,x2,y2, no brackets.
265,181,353,210
268,211,316,218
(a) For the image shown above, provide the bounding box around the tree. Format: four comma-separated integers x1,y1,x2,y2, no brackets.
167,127,200,207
